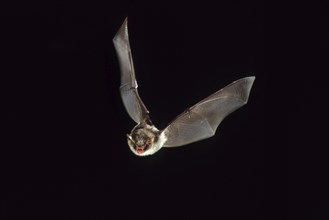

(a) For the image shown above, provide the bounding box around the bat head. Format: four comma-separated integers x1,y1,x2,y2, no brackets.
127,123,163,156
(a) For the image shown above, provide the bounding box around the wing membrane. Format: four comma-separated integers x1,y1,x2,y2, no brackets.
163,77,255,147
113,18,149,123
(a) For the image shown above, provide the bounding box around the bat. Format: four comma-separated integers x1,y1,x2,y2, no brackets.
113,17,255,156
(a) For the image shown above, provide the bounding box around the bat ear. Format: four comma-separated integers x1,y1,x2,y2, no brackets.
127,134,133,141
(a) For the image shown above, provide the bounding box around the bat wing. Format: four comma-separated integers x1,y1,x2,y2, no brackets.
162,76,255,147
113,18,149,124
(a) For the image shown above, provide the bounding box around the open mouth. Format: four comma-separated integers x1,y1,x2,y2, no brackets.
136,145,145,154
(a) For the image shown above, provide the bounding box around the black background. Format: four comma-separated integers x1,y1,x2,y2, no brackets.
1,1,328,219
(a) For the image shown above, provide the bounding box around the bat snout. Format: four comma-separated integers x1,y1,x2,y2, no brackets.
136,145,145,154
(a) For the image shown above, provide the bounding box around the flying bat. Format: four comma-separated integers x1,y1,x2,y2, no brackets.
113,17,255,156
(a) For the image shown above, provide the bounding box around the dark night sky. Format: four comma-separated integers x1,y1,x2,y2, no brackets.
1,1,328,219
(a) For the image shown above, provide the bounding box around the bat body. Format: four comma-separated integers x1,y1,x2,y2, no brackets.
113,18,255,156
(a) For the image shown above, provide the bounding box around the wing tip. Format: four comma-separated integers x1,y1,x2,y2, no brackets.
113,17,129,43
228,76,256,104
241,76,256,104
246,75,256,81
